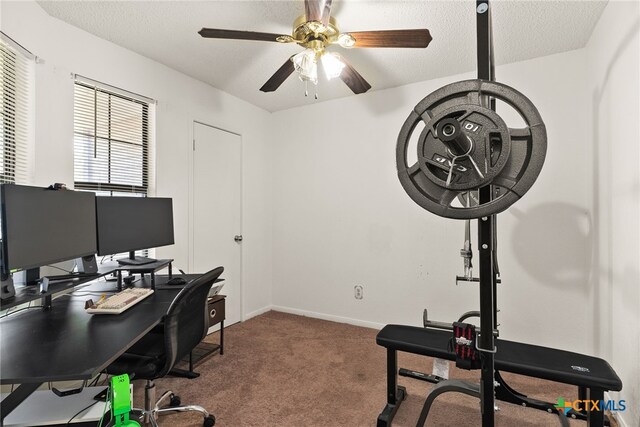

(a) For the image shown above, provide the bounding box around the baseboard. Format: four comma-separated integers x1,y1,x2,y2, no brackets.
271,305,385,330
611,411,629,427
244,305,273,321
604,391,629,427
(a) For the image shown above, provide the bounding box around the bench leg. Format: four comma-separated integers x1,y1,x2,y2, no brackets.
494,371,569,427
377,349,406,427
587,388,605,427
579,386,588,402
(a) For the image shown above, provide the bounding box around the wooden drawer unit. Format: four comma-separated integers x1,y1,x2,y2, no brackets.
207,295,225,328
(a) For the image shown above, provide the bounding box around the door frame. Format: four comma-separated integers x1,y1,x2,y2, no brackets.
189,119,244,323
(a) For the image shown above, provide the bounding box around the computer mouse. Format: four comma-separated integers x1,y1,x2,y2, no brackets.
167,277,187,286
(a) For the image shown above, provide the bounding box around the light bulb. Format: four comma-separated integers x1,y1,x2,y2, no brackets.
321,52,345,80
292,49,318,85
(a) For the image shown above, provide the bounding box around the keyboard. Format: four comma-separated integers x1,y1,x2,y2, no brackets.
86,288,154,315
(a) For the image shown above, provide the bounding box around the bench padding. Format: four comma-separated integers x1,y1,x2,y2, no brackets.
377,325,622,392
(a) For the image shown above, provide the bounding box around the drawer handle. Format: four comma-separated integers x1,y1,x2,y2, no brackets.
210,308,217,317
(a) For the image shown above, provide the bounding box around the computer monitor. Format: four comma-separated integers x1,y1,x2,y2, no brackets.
95,196,174,265
0,184,98,276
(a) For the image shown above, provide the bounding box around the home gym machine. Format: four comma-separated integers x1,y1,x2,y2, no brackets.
376,1,621,426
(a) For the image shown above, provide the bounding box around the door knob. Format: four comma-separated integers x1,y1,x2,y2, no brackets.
234,235,243,242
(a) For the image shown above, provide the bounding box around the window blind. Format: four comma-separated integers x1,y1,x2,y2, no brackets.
0,34,33,185
73,79,154,196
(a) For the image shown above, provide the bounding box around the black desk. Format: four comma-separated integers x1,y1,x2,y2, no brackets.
0,274,194,423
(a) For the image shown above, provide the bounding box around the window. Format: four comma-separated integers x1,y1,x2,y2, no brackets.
73,77,155,260
73,77,154,197
0,33,33,185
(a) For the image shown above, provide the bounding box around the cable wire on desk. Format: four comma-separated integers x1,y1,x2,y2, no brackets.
68,275,119,295
97,386,110,427
66,399,100,426
44,264,75,274
71,291,117,297
90,373,102,387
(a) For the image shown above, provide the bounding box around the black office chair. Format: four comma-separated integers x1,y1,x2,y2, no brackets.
106,266,224,427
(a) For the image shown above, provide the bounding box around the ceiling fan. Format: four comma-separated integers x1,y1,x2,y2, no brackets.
198,0,432,97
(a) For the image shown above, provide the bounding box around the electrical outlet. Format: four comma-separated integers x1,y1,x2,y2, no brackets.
354,285,364,300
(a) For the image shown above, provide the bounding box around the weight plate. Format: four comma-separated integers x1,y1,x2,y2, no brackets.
416,104,511,191
397,79,546,219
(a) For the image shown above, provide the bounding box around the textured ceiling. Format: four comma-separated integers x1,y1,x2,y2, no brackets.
37,0,607,112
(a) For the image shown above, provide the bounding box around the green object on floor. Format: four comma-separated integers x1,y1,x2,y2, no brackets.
110,374,140,427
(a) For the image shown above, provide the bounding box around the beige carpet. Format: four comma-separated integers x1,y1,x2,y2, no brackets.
142,311,595,426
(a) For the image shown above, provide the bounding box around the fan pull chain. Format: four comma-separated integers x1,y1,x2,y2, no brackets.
302,81,319,99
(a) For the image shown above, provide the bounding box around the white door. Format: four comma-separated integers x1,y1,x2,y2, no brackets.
192,122,242,327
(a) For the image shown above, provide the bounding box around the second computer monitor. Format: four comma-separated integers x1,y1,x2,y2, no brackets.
96,196,174,265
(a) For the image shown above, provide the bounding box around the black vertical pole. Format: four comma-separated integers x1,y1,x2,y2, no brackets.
476,1,496,426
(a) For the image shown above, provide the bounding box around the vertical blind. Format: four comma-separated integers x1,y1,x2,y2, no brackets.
73,79,154,197
0,34,33,185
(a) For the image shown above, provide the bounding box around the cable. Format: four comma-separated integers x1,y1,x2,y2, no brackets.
97,386,110,427
44,264,75,274
71,279,118,294
71,291,117,297
89,373,102,387
67,399,100,426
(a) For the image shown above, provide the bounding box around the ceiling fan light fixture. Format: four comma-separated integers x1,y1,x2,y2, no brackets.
321,52,345,80
337,33,356,48
292,48,319,84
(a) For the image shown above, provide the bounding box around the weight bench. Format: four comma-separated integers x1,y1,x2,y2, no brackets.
376,324,622,427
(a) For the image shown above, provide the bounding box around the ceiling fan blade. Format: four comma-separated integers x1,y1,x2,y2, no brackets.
305,0,333,26
198,28,286,42
346,29,432,48
260,57,296,92
339,58,371,95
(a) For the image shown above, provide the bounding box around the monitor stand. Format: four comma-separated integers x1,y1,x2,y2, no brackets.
26,267,95,286
117,251,156,266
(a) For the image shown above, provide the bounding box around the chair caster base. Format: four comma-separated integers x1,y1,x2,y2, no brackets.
169,393,181,407
204,414,216,427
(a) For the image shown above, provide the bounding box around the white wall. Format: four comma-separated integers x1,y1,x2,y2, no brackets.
587,1,640,426
270,48,595,354
0,1,273,319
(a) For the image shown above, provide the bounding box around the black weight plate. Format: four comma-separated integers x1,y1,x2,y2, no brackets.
397,79,546,219
416,104,511,191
